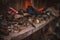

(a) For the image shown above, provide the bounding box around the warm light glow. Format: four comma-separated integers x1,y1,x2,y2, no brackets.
38,7,44,12
24,0,33,9
24,1,29,9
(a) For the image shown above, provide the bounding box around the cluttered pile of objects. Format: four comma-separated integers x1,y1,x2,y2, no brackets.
0,6,58,37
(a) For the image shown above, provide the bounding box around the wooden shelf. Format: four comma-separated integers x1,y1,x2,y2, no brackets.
3,7,59,40
3,16,55,40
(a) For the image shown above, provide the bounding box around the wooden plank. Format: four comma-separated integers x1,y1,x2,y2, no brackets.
11,16,55,40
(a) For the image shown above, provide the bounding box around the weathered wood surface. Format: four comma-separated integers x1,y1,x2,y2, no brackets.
8,16,55,40
4,7,59,40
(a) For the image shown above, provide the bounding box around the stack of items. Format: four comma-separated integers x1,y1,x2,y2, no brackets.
0,6,55,36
